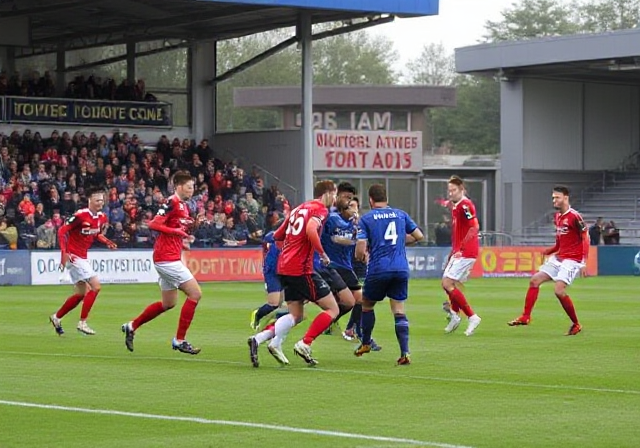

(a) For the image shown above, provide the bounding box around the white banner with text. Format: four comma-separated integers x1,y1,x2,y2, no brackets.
30,250,158,285
313,130,423,172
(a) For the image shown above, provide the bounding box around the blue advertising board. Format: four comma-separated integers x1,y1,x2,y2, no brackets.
597,246,640,276
3,96,172,128
207,0,438,16
0,251,31,286
406,246,450,279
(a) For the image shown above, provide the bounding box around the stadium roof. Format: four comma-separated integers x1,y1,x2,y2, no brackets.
4,0,437,56
455,27,640,85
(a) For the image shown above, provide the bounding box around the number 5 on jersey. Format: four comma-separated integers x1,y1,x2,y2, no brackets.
286,208,309,236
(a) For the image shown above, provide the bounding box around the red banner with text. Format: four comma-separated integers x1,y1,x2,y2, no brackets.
182,248,263,282
470,246,598,278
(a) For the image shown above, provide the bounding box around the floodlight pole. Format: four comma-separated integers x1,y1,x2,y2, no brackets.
299,11,314,202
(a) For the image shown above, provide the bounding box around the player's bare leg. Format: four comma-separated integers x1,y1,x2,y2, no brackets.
390,299,411,365
294,293,339,366
553,280,581,335
172,278,202,354
508,272,552,326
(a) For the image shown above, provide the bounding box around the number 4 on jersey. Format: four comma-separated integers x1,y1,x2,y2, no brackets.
384,221,398,245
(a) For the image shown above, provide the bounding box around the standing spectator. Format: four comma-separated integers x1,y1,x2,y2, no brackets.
589,217,604,246
33,202,47,227
18,214,37,249
603,221,620,245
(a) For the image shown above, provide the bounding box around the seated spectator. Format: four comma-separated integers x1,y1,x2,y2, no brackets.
36,219,57,249
18,194,36,218
0,217,18,249
33,202,48,227
18,214,37,249
107,222,132,248
222,216,246,247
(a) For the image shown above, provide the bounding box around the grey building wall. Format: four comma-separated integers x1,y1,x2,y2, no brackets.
211,130,303,204
501,78,640,233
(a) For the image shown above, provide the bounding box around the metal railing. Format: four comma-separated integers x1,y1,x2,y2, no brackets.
479,231,513,247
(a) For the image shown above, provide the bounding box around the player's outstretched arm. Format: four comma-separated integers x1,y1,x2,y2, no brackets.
542,239,559,257
306,218,329,265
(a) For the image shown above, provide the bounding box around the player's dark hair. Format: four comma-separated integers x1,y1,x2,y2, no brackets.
85,186,105,198
337,181,357,195
350,196,359,206
448,175,464,188
173,170,193,186
313,180,336,198
368,184,387,203
553,185,570,196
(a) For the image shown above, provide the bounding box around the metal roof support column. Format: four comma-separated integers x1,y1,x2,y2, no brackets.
55,47,65,97
126,41,136,85
299,11,314,201
191,40,216,141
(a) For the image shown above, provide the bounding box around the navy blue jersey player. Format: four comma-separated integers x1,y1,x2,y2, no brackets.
250,230,283,330
354,184,424,365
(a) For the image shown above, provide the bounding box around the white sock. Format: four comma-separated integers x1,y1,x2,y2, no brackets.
271,314,296,348
254,328,275,345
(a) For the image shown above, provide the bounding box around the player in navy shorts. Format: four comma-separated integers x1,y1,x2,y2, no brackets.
354,184,424,365
249,230,283,330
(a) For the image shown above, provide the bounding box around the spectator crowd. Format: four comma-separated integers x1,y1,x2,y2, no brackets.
0,129,291,251
0,69,156,102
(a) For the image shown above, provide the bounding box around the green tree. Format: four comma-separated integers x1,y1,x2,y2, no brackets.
215,26,397,132
483,0,580,42
405,42,456,86
431,77,500,155
576,0,640,32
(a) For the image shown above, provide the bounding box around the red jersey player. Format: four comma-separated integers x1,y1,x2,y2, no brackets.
266,180,338,366
122,171,203,354
50,186,117,336
441,175,482,336
508,185,588,335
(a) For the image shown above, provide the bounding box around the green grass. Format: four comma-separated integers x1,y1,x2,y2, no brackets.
0,277,638,448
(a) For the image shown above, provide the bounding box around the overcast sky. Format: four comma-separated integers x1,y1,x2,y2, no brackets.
367,0,516,70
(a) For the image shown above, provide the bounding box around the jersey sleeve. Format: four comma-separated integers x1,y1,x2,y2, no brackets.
461,200,476,221
323,213,339,236
356,216,369,240
403,211,418,234
573,212,587,232
310,204,328,224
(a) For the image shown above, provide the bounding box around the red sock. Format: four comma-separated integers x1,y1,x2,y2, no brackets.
80,290,99,320
264,323,275,332
448,288,474,317
558,294,579,324
523,286,540,318
302,311,334,345
56,294,84,319
176,298,198,341
132,301,167,330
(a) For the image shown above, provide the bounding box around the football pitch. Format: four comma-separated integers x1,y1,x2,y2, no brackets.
0,277,638,448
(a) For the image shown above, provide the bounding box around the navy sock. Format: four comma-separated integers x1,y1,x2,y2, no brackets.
255,303,279,322
361,309,376,345
346,303,362,330
394,313,410,355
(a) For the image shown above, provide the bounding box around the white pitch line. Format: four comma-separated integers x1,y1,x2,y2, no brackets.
0,400,472,448
2,350,639,396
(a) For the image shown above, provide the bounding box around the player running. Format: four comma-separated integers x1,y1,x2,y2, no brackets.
441,175,482,336
354,184,424,365
508,185,587,335
121,171,203,354
266,180,339,366
49,186,117,336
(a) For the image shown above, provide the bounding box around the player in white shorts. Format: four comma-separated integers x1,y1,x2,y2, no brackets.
50,187,117,336
508,185,588,336
122,171,203,354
